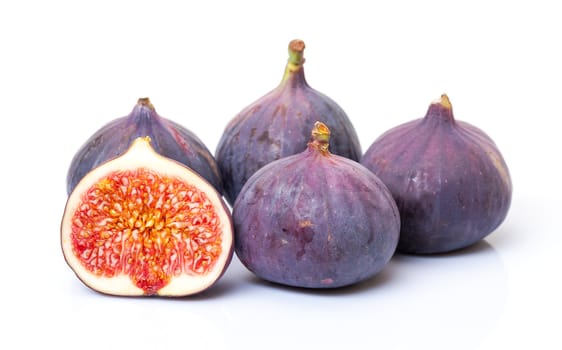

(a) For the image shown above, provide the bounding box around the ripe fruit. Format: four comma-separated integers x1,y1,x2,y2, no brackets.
61,137,233,296
66,98,223,196
216,39,361,205
361,94,512,254
233,122,399,288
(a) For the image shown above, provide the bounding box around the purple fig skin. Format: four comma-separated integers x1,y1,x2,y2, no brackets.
233,122,399,289
361,95,512,254
216,40,361,206
66,98,223,195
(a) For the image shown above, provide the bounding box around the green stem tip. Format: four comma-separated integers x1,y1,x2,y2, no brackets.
281,39,307,83
288,39,306,66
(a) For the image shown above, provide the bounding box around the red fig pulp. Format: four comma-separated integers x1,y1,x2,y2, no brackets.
66,98,223,196
61,137,233,296
361,94,512,254
216,40,361,205
233,122,399,288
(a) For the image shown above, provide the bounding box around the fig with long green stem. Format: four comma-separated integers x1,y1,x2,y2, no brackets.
215,39,361,206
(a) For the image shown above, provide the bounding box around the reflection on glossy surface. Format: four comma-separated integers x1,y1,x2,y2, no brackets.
10,226,506,350
222,239,507,350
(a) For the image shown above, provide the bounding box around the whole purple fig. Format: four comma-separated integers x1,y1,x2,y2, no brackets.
361,94,512,254
66,98,223,195
233,121,400,289
216,39,361,205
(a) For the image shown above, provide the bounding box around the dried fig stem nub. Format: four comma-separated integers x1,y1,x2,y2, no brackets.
437,93,452,110
309,121,331,154
137,97,155,110
426,93,456,124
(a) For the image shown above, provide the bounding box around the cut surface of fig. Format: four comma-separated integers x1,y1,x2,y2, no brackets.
66,98,223,196
233,122,399,289
216,39,361,206
61,137,233,296
361,94,512,254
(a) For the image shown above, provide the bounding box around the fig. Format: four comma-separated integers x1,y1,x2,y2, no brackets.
216,39,362,205
66,98,223,196
61,137,233,296
361,94,512,254
233,122,400,289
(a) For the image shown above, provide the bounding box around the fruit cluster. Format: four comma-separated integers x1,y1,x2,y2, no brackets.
60,39,512,296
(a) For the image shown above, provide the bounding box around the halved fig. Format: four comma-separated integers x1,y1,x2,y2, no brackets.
61,137,233,296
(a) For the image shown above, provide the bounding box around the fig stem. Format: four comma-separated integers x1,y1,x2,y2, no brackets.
426,93,455,124
309,121,331,154
137,97,155,110
282,39,306,81
437,94,452,110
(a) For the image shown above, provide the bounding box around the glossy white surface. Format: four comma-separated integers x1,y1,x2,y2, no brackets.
1,1,560,349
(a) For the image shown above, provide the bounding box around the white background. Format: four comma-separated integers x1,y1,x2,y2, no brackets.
1,1,561,349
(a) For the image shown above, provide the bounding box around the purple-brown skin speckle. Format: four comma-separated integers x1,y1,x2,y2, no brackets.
361,95,512,254
233,135,400,289
215,46,361,206
66,99,223,195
